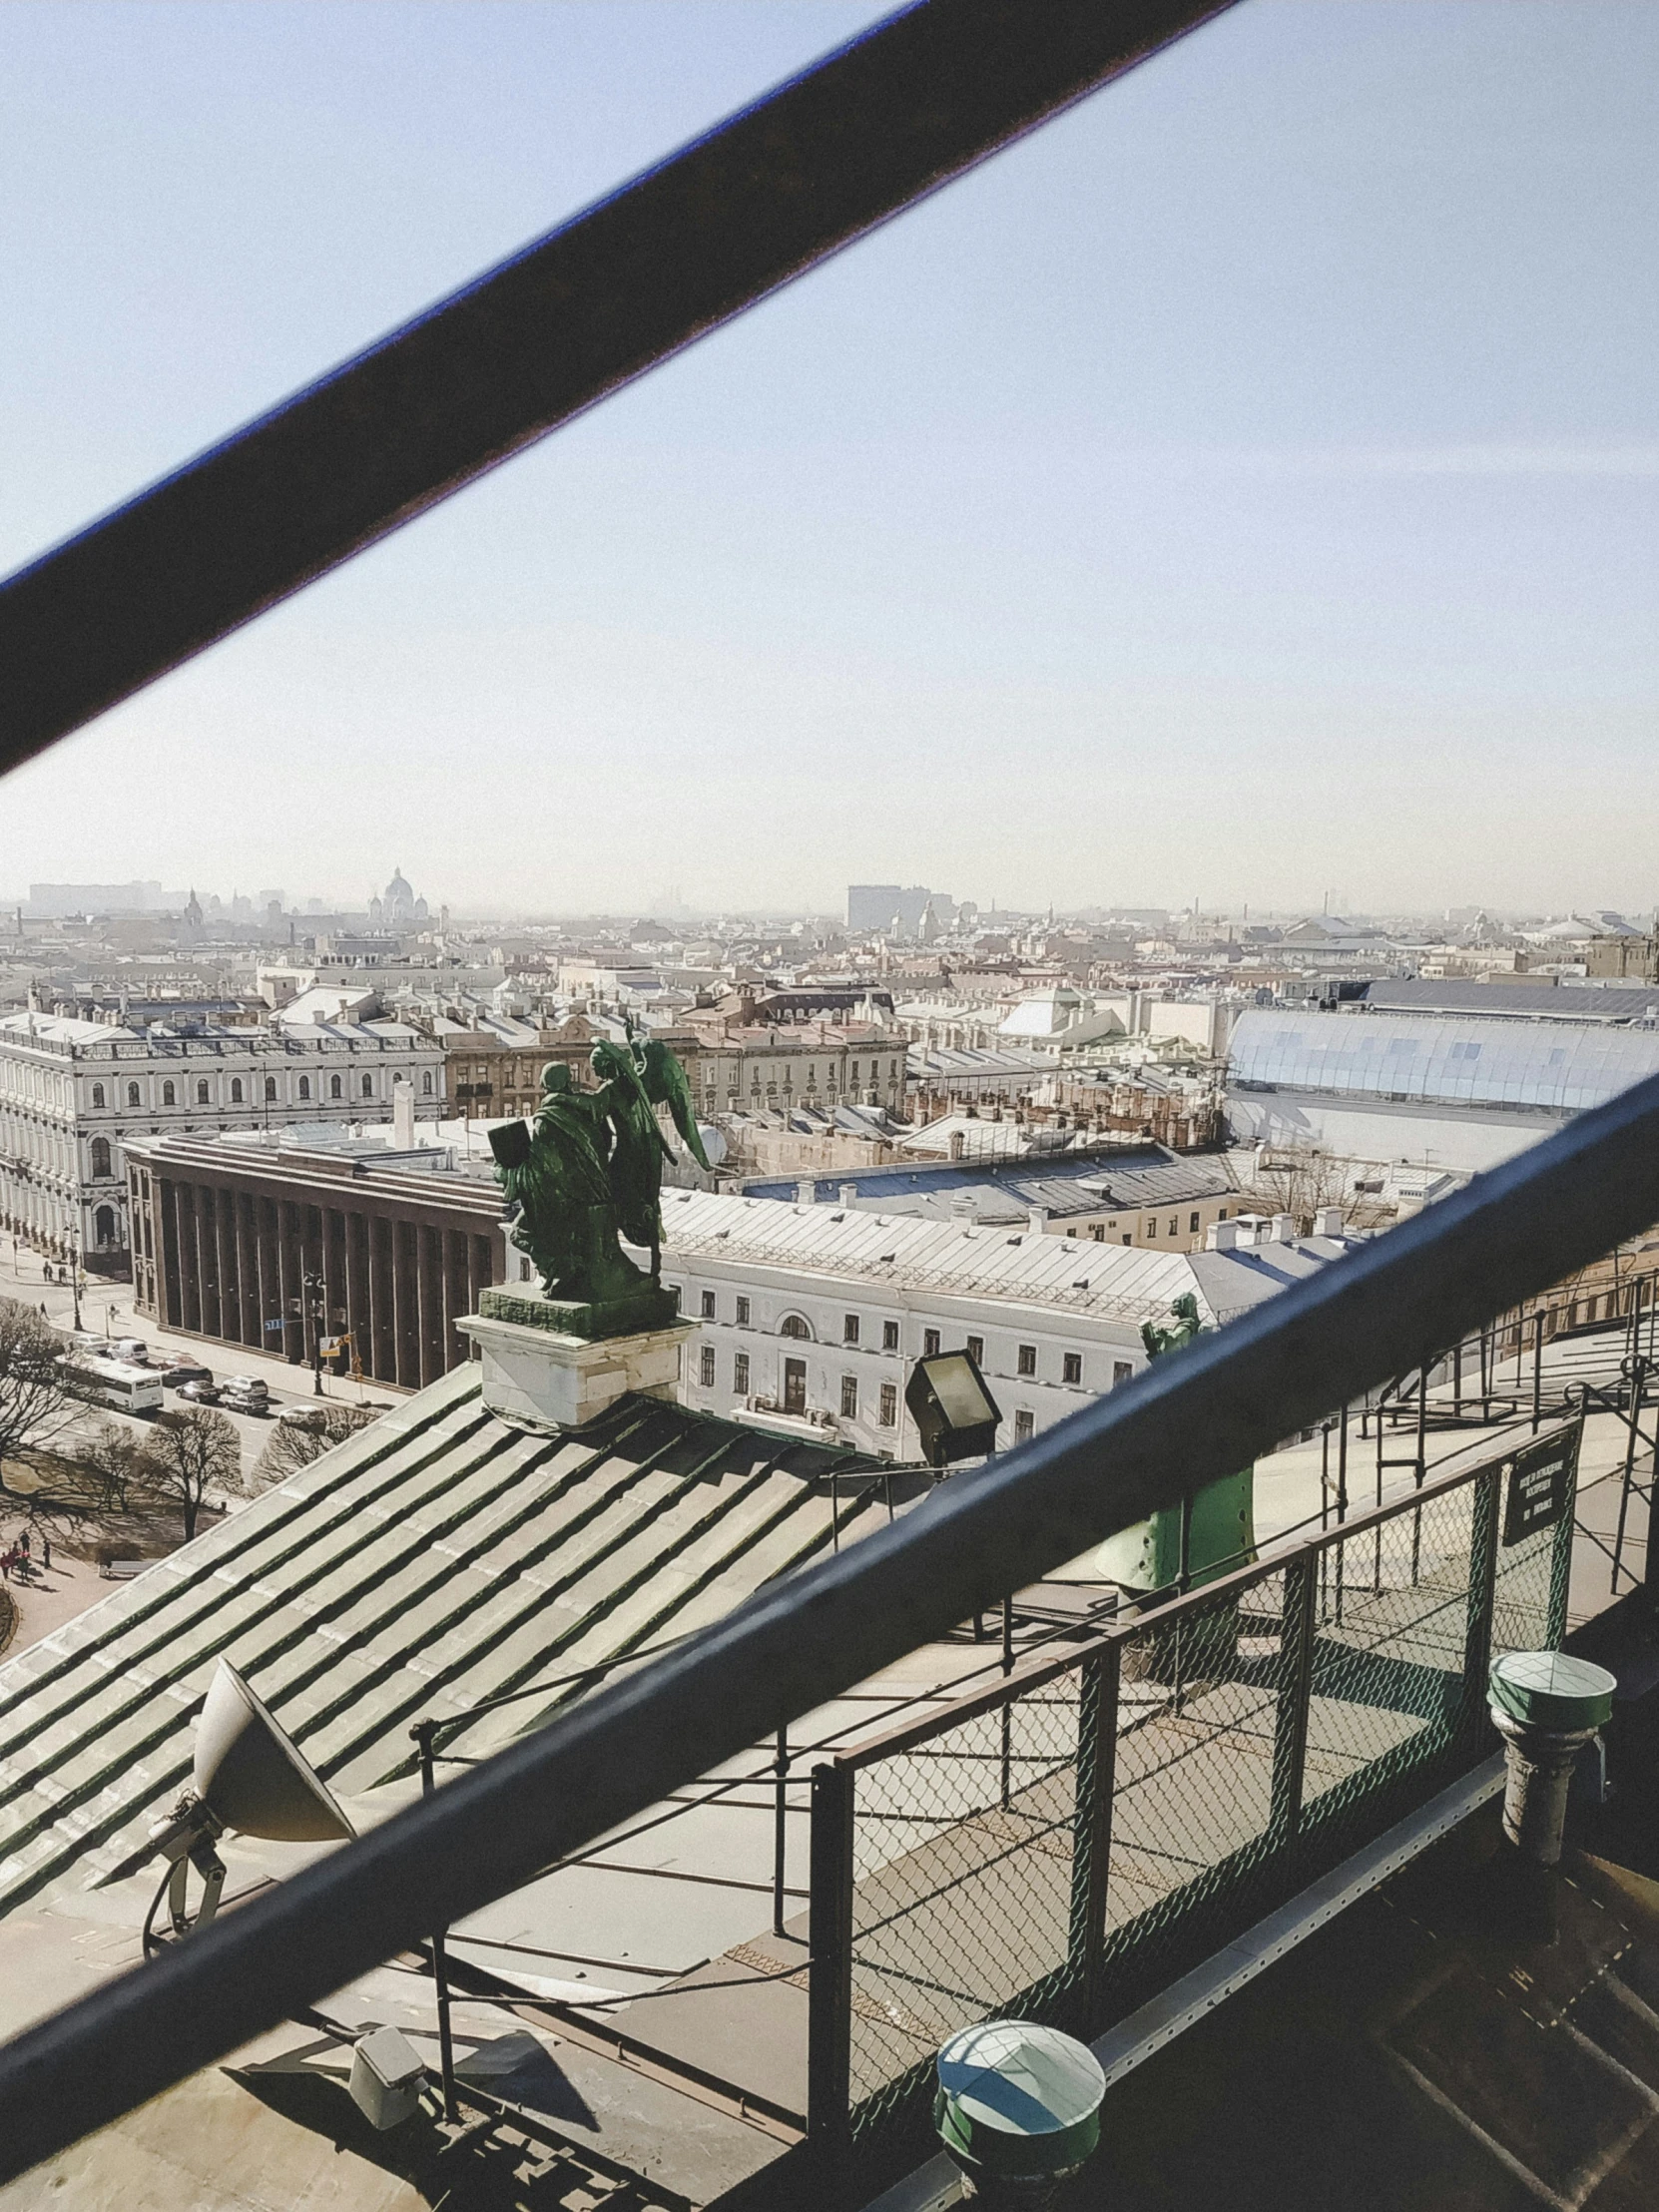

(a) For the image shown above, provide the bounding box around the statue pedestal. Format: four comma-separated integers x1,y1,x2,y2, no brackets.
457,1287,693,1431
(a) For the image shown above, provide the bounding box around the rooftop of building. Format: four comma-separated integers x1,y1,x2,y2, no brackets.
661,1184,1353,1329
1230,1003,1659,1117
1362,976,1659,1025
741,1144,1238,1226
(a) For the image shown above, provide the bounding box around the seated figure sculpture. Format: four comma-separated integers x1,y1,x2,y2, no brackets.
491,1038,711,1326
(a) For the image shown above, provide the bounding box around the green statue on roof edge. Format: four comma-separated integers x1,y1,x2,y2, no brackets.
489,1029,712,1336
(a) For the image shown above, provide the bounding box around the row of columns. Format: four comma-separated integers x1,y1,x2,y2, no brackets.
155,1177,497,1391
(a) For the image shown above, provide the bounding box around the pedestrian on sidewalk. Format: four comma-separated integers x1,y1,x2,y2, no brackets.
42,1538,50,1571
21,1529,31,1559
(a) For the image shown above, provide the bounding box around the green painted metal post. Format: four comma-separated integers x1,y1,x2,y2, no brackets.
808,1761,855,2181
1269,1558,1318,1851
1460,1465,1502,1753
1068,1642,1120,2036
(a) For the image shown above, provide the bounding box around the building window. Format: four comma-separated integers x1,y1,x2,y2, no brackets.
840,1375,858,1418
1145,1219,1156,1238
94,1205,116,1247
196,1079,210,1106
1014,1409,1035,1443
362,1074,374,1097
126,1082,140,1107
701,1290,716,1320
843,1314,859,1346
231,1078,244,1103
1017,1344,1036,1377
329,1074,343,1100
736,1296,751,1326
298,1076,310,1100
1122,1234,1132,1245
1189,1212,1200,1233
1218,1207,1229,1221
781,1314,810,1341
1113,1361,1133,1386
265,1076,276,1101
1168,1217,1178,1237
162,1080,176,1106
1063,1353,1082,1386
90,1137,111,1178
923,1328,940,1358
422,1072,433,1095
882,1320,899,1352
666,1284,682,1312
966,1335,984,1366
699,1344,716,1388
878,1382,897,1427
91,1083,105,1110
734,1351,751,1394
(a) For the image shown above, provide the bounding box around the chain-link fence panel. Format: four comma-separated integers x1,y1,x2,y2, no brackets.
829,1426,1582,2147
845,1675,1083,2125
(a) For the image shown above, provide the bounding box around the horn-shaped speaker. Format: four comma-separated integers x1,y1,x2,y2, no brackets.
194,1661,355,1844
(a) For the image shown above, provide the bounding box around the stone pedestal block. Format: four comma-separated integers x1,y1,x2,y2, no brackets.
457,1301,693,1432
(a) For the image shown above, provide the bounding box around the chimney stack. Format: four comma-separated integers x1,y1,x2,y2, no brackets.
1028,1208,1049,1237
839,1183,858,1207
1208,1220,1242,1252
1272,1212,1296,1244
1316,1206,1344,1238
392,1076,415,1150
796,1178,816,1207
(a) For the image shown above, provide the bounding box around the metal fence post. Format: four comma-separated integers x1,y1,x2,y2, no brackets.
1548,1414,1583,1646
1068,1641,1120,2035
808,1761,854,2180
1269,1559,1317,1851
1460,1465,1501,1752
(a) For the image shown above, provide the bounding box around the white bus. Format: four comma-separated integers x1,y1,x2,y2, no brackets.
58,1355,164,1417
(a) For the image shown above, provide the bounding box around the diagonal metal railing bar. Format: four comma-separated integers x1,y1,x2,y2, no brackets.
0,1072,1657,2176
0,0,1237,774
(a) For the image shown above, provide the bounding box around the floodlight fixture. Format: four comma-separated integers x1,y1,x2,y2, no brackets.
99,1661,354,1953
905,1350,1002,1470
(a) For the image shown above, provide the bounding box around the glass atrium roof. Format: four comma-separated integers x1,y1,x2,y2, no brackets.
1229,1009,1659,1116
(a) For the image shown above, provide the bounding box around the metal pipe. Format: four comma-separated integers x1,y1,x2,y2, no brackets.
412,1722,458,2123
0,0,1239,773
1,1073,1659,2176
772,1726,790,1939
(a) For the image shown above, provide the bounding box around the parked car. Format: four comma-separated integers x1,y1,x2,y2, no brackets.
161,1363,214,1389
176,1379,222,1406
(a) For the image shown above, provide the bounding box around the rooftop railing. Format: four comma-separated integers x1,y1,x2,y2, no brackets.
0,0,1653,2190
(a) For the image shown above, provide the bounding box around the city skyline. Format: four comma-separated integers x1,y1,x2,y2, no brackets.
4,1,1657,914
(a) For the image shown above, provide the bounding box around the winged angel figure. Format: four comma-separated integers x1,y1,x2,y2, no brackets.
494,1032,712,1302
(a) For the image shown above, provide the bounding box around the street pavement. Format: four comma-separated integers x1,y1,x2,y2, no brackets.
1,1240,401,1481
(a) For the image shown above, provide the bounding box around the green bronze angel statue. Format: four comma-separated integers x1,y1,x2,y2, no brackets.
491,1035,712,1305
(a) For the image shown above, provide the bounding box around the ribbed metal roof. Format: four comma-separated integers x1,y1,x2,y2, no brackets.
662,1188,1348,1328
0,1372,894,1921
1362,978,1659,1026
1230,1007,1659,1116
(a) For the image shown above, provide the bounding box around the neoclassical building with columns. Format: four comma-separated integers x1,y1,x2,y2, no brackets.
0,1010,444,1270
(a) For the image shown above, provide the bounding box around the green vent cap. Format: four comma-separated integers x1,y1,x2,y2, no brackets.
934,2020,1105,2180
1490,1650,1616,1733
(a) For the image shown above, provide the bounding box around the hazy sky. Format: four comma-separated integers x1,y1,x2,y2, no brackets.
3,1,1656,918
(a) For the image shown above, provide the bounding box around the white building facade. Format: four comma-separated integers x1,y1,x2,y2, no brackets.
626,1188,1359,1464
0,1012,446,1268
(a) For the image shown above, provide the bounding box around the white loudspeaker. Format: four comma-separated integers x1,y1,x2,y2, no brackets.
100,1659,355,1952
194,1662,355,1844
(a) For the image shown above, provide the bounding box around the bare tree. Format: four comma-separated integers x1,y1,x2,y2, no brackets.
0,1300,71,1497
139,1407,241,1542
79,1417,147,1514
252,1404,375,1489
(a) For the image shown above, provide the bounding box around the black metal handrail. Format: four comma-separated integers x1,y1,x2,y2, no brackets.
0,1067,1655,2176
0,0,1237,772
